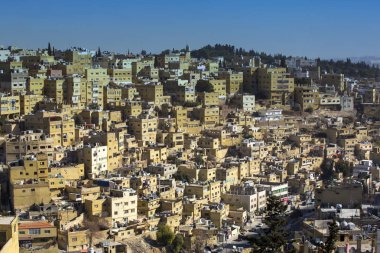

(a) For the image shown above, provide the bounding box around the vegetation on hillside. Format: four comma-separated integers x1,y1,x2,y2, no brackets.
190,44,380,79
318,58,380,79
250,195,290,253
321,219,339,253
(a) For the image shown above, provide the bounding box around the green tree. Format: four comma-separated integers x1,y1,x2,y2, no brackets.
195,80,214,92
295,78,311,85
321,158,334,182
74,114,86,125
251,195,288,253
334,159,352,178
305,107,314,113
321,220,339,253
173,171,191,182
183,101,200,107
47,42,52,56
172,233,184,253
96,47,102,57
154,56,159,68
156,224,175,246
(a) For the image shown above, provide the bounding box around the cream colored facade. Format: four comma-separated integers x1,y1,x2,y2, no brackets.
257,67,294,105
11,182,51,211
222,184,266,213
135,83,170,106
20,94,44,115
58,228,89,252
184,181,222,203
197,92,219,107
294,84,320,111
4,131,55,163
26,77,45,95
219,71,243,95
78,144,108,178
25,111,75,147
129,115,158,146
44,78,64,104
107,188,138,224
0,94,20,118
0,216,19,253
65,50,92,67
193,107,219,127
108,69,132,84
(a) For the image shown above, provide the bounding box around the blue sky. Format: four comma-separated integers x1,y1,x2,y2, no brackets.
0,0,379,59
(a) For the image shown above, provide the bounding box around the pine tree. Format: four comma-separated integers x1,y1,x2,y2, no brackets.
321,220,339,253
321,158,334,182
47,42,52,56
96,47,102,57
154,56,159,68
251,195,288,253
334,159,353,178
280,57,287,67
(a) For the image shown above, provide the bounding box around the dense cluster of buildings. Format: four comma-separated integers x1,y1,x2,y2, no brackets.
0,45,379,253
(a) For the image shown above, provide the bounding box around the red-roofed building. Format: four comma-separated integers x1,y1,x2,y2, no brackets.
18,221,57,248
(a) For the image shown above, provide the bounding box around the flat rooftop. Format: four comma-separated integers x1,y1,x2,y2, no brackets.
0,216,15,225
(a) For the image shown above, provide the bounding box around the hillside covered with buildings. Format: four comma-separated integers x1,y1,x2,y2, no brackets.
0,43,379,253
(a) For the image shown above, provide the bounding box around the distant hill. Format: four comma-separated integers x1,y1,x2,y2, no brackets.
191,44,285,66
317,58,380,79
191,44,380,79
348,56,380,66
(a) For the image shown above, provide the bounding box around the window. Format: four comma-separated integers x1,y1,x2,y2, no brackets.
29,229,41,235
72,237,77,242
44,230,50,234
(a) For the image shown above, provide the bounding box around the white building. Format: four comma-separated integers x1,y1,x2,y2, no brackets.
241,138,265,148
0,49,10,62
257,109,283,121
146,163,178,179
107,188,138,225
79,144,108,178
240,95,255,112
340,95,354,111
221,181,266,213
257,182,289,199
286,57,317,69
109,58,140,69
